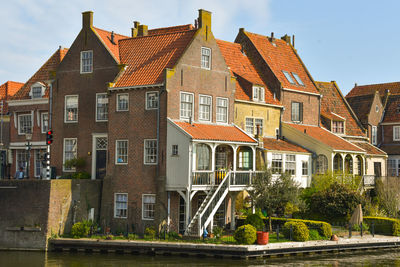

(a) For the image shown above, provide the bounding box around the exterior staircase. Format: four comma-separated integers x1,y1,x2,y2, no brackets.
185,171,231,237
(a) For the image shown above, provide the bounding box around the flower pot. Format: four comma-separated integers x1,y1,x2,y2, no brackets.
257,231,269,245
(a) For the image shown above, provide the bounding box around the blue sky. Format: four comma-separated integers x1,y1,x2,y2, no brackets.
0,0,398,95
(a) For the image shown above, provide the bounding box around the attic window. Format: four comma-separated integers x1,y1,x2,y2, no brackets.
80,50,93,73
201,47,211,70
292,72,304,86
332,121,344,134
282,71,296,85
30,83,45,99
252,86,265,102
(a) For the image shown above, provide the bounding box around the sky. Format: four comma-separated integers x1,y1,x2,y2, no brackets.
0,0,399,96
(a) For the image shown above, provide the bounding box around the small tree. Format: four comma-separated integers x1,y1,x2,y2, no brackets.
249,169,301,232
376,177,400,218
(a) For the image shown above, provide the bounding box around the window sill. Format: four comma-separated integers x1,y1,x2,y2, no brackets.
142,218,155,221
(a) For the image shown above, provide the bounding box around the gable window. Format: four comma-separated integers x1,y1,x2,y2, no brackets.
291,102,303,122
18,114,32,135
332,121,344,134
180,92,193,120
282,70,296,85
292,72,304,86
216,97,228,123
117,93,129,111
31,86,43,98
394,126,400,141
285,154,296,175
116,140,128,164
375,105,379,113
271,154,282,173
80,50,93,73
252,86,265,102
65,95,78,122
302,161,308,176
96,93,108,121
199,95,211,121
144,139,157,165
201,47,211,69
41,113,49,133
114,193,128,218
371,126,377,145
63,138,77,171
142,194,156,220
146,91,159,110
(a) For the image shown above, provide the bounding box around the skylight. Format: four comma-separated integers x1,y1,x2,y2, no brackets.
282,71,296,85
292,72,304,86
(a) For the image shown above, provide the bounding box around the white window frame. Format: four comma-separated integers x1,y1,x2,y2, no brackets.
180,92,194,120
302,161,308,176
285,154,296,176
80,50,93,74
18,114,32,135
291,102,301,122
41,112,49,133
63,138,77,172
34,149,45,178
245,117,263,135
388,159,397,177
199,94,212,122
114,193,128,219
115,140,128,165
142,194,156,220
96,93,108,122
201,47,211,70
64,95,78,123
271,153,283,173
144,139,158,165
332,121,344,134
146,91,159,110
216,97,228,124
29,82,45,99
372,126,377,145
172,145,179,156
394,126,400,141
252,86,265,102
116,93,129,112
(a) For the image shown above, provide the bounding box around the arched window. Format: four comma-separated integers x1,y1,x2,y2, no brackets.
316,154,328,174
196,144,211,170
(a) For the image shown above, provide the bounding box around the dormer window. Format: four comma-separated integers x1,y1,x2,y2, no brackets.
292,72,304,86
332,121,344,134
252,86,265,102
282,71,296,85
29,83,45,99
80,50,93,73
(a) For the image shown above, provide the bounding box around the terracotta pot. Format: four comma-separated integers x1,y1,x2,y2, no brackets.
257,231,269,245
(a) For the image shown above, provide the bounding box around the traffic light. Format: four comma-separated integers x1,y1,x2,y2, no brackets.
46,130,53,145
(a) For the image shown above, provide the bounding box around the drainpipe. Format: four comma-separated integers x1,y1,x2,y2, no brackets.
318,95,322,127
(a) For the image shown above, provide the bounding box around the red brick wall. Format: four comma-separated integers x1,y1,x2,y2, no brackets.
281,90,320,126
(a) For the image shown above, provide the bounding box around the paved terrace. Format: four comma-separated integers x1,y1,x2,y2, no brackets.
49,235,400,259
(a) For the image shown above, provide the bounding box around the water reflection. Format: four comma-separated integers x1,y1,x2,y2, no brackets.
1,249,400,266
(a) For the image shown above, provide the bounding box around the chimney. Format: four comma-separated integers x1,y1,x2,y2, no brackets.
354,82,358,87
82,11,93,29
131,21,140,37
270,32,274,42
110,31,115,44
198,9,212,40
281,34,291,45
137,24,148,37
292,35,295,47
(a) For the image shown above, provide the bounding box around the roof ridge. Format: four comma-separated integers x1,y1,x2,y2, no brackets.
148,24,194,32
92,26,129,39
119,28,197,43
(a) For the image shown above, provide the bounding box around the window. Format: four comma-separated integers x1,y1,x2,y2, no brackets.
291,102,302,122
116,140,128,164
332,121,344,134
172,145,178,156
372,126,377,145
196,144,211,170
31,86,43,98
180,92,193,120
375,105,379,113
80,50,93,73
65,95,78,122
63,138,77,171
245,117,263,135
18,114,32,135
41,113,49,133
199,95,211,121
114,193,128,218
96,93,108,121
255,119,263,136
146,91,159,110
282,70,295,84
142,194,155,220
316,154,328,174
252,86,265,102
34,150,45,178
201,47,211,69
388,159,397,177
285,154,296,175
216,97,228,123
302,161,308,176
291,72,304,86
271,154,282,173
394,126,400,141
16,150,28,177
144,139,157,164
238,149,252,170
245,118,254,134
116,93,129,111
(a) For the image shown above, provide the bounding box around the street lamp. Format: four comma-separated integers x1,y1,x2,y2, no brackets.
25,133,32,179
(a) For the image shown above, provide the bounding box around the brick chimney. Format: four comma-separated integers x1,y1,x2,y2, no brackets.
82,11,93,29
131,21,140,37
281,34,291,45
198,9,212,40
137,24,148,37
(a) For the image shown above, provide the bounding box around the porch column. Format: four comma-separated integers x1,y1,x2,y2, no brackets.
211,144,216,185
232,145,238,171
230,192,238,230
351,155,356,176
331,153,335,172
252,147,256,171
185,190,191,229
341,153,345,174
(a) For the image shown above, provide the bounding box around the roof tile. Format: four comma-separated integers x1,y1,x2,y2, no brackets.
347,82,400,98
382,95,400,123
93,27,129,62
351,141,386,156
263,137,310,153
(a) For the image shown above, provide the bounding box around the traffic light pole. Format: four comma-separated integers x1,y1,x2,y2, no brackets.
46,80,54,180
46,145,50,180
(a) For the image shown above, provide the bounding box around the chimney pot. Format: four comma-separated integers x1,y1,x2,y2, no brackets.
137,25,148,37
110,31,115,44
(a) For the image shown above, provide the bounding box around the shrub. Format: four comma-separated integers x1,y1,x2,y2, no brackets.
71,172,91,179
71,222,90,238
167,231,181,240
234,224,257,244
364,216,400,236
212,226,223,240
352,222,369,232
283,221,309,242
308,229,321,240
144,227,156,239
244,214,264,231
127,233,138,240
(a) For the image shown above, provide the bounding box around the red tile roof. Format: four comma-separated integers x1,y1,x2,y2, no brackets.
286,123,364,152
345,93,375,124
346,82,400,98
216,39,280,105
148,24,194,35
11,48,68,100
113,29,197,88
172,121,256,143
93,27,129,62
351,141,386,156
242,31,319,94
263,137,310,153
382,95,400,123
0,81,24,114
316,81,365,137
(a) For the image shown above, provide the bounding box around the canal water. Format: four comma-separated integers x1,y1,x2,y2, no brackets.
1,249,400,266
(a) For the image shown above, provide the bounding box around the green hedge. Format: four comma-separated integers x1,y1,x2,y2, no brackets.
364,216,400,236
283,221,309,242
